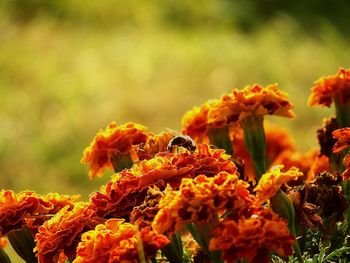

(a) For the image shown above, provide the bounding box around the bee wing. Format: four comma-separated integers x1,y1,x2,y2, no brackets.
164,128,181,136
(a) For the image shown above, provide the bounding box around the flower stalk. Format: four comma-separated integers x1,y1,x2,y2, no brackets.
241,115,267,178
207,126,233,156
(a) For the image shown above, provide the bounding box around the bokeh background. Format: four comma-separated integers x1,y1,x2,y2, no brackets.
1,0,350,199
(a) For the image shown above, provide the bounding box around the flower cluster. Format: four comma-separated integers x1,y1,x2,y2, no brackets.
90,144,237,218
152,172,252,235
2,69,350,263
73,219,169,263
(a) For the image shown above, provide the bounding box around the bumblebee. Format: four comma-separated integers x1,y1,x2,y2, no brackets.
167,134,197,152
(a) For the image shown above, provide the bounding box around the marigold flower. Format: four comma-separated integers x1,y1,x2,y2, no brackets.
254,165,303,205
181,100,221,143
91,144,237,218
35,202,104,263
333,128,350,180
152,172,252,235
81,122,149,178
130,186,165,228
208,84,295,125
209,207,295,263
0,190,78,236
137,131,176,160
308,68,350,107
73,219,169,263
343,154,350,180
272,149,320,185
332,128,350,153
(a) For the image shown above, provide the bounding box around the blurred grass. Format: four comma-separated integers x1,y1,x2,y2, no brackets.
0,1,349,200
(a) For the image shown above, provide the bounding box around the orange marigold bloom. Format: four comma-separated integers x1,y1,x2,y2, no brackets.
343,154,350,180
208,84,295,125
181,99,221,142
152,172,252,235
209,207,295,263
272,149,321,184
73,219,169,263
332,128,350,153
308,68,350,107
0,190,78,236
254,165,303,205
81,122,149,179
91,144,237,218
35,202,104,263
137,131,176,160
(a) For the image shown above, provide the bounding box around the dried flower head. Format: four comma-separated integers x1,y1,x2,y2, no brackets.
81,122,149,178
317,117,339,158
309,68,350,107
286,188,323,231
91,144,237,218
208,84,295,125
254,166,303,205
152,172,252,235
35,202,104,263
209,207,295,263
73,219,169,263
306,172,347,221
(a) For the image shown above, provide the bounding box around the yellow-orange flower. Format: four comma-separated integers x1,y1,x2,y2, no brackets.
0,190,78,236
209,207,295,263
152,172,252,235
272,149,320,184
343,154,350,180
254,166,303,205
333,128,350,180
73,219,169,263
332,128,350,153
91,144,238,218
81,122,149,178
137,131,176,160
208,84,295,125
181,99,221,142
309,68,350,107
35,202,104,263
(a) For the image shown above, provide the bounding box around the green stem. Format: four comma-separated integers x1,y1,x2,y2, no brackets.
186,223,223,263
207,126,234,156
161,233,183,263
270,190,303,262
334,97,350,128
0,247,11,263
241,115,267,178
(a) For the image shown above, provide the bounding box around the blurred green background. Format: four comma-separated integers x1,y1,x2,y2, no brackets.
0,0,349,198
